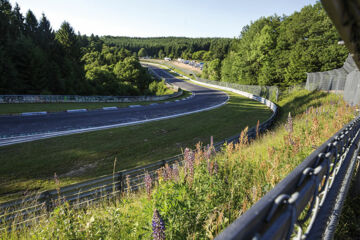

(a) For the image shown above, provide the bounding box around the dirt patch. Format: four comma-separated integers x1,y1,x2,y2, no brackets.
60,162,98,178
170,61,202,75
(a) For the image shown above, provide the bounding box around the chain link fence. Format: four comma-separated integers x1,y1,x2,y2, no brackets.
306,54,360,105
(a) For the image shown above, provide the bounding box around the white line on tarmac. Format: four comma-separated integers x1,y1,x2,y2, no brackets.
0,95,229,147
21,111,47,116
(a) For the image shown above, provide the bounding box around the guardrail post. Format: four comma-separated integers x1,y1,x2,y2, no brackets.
44,191,53,213
118,172,123,194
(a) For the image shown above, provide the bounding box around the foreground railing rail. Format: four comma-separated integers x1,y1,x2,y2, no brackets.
216,115,360,240
0,83,278,231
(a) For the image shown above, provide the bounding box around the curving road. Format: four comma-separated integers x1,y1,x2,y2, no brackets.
0,65,228,146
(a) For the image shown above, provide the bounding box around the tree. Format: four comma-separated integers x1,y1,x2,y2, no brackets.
138,48,147,57
219,2,347,87
55,21,78,58
158,49,165,59
24,10,38,36
203,58,221,81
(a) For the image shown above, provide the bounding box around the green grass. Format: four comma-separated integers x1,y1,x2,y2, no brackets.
142,59,196,79
4,90,355,239
0,92,272,202
335,175,360,239
0,91,190,115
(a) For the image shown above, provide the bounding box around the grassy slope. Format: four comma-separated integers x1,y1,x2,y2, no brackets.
0,91,189,115
4,90,355,239
0,92,272,202
336,176,360,239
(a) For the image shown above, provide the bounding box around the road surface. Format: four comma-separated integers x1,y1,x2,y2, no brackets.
0,65,228,146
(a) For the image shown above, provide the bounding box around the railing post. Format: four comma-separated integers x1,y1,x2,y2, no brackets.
44,191,53,213
118,172,123,194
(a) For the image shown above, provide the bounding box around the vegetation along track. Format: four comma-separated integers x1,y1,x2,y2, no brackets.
0,68,272,202
0,65,228,147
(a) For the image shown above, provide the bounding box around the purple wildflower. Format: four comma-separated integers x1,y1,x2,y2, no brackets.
213,160,219,175
204,144,211,160
207,158,212,176
285,112,293,133
152,209,165,240
204,143,216,161
172,164,179,181
165,164,172,181
184,148,195,184
144,171,152,198
161,166,168,181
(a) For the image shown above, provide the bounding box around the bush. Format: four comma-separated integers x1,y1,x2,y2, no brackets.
148,80,174,96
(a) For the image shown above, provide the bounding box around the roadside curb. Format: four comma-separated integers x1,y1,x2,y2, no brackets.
102,107,118,110
66,109,88,113
6,92,194,117
21,111,47,116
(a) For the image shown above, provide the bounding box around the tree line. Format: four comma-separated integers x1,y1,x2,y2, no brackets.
0,1,349,94
102,36,231,61
0,0,156,96
203,2,348,87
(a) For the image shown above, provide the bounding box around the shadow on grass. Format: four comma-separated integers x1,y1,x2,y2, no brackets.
278,91,328,122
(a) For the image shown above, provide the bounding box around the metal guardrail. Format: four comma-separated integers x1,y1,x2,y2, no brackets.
216,114,360,240
161,61,360,238
156,60,279,102
0,83,278,231
0,88,181,104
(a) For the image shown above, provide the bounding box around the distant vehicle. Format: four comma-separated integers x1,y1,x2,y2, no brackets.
164,57,171,61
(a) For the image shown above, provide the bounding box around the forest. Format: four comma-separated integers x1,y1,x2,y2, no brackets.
203,2,349,87
0,0,157,96
0,1,349,95
102,36,231,61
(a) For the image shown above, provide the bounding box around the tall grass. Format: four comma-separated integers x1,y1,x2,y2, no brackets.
1,90,355,239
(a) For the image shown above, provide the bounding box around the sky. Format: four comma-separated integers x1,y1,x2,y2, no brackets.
9,0,318,38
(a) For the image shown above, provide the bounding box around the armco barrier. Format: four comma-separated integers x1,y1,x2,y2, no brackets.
0,89,182,104
142,63,360,239
0,79,278,231
151,60,279,102
216,115,360,239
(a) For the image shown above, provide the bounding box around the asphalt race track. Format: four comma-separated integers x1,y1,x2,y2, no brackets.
0,65,228,146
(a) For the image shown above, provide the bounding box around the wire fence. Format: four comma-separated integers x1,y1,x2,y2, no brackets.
305,54,360,105
0,82,278,232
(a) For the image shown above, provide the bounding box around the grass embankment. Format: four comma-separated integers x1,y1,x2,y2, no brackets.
336,175,360,239
142,59,196,79
0,90,188,116
0,93,271,202
2,90,355,239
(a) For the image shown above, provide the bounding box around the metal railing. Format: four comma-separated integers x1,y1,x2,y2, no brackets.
216,114,360,239
165,59,360,239
0,90,181,104
0,82,278,231
154,60,279,102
